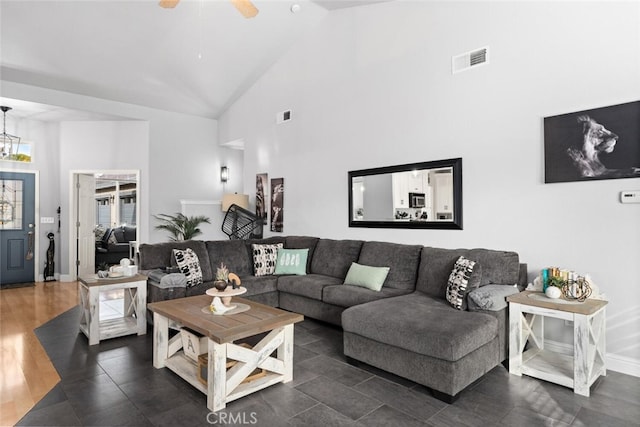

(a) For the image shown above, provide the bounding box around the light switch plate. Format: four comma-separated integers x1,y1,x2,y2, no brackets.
41,217,55,223
620,191,640,204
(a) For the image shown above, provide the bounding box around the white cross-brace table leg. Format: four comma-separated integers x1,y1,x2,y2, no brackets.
206,324,295,412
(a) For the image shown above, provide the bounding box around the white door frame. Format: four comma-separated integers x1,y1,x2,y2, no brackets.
0,168,40,282
68,169,140,281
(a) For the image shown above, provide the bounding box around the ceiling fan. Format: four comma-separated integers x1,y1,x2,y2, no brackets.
159,0,259,19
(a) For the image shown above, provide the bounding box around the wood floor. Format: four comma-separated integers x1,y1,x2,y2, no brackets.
0,281,78,427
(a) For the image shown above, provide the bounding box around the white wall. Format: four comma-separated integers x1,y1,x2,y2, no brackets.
59,121,149,276
218,1,640,373
1,81,224,276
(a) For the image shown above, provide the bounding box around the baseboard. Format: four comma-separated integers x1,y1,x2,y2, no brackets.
545,339,640,378
38,273,68,282
607,353,640,378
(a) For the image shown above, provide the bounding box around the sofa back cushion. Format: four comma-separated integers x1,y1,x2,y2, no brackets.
416,247,520,299
357,241,422,291
205,240,253,277
123,226,136,242
138,240,213,282
311,239,363,279
285,236,319,273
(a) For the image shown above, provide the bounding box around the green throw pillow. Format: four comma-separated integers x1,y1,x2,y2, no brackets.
274,248,309,276
343,262,390,292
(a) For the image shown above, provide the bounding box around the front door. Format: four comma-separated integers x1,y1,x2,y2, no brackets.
0,171,36,286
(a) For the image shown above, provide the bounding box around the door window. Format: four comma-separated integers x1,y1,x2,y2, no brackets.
0,179,23,229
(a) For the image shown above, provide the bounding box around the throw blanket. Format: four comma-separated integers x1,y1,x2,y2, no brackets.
147,270,188,288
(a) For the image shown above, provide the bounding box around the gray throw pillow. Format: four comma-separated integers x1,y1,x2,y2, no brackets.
445,256,482,310
467,284,519,311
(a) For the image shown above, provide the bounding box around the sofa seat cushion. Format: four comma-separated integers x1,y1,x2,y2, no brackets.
342,292,498,362
239,275,278,296
323,284,409,308
277,274,342,300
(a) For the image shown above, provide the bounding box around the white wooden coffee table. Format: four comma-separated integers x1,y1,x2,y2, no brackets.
78,273,147,345
148,294,303,412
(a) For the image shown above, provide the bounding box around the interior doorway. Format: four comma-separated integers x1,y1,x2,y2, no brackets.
69,169,140,279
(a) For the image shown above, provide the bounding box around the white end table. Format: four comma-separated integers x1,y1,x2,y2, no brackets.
78,273,147,345
507,291,607,396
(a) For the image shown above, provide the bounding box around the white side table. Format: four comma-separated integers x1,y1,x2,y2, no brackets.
78,273,147,345
507,291,607,396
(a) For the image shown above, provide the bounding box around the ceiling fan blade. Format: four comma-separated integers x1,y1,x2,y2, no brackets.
159,0,180,9
230,0,259,18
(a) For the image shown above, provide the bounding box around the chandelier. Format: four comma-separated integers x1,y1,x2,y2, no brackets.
1,106,21,160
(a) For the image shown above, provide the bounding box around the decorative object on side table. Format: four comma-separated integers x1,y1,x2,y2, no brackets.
97,262,110,278
532,267,595,302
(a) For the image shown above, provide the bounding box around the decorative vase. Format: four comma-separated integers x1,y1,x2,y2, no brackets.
545,286,562,299
213,280,228,291
97,270,109,278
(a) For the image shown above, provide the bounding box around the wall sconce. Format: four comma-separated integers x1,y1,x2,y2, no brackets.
220,166,229,183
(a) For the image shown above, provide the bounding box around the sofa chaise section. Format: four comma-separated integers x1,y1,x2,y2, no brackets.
342,246,526,402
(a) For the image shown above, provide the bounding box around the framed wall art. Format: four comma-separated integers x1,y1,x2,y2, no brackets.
256,173,268,225
544,100,640,183
270,177,283,233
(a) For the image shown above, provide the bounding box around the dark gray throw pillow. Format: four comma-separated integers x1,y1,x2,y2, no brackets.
467,284,519,311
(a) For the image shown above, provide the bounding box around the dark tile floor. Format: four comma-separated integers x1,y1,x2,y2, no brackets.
19,306,640,426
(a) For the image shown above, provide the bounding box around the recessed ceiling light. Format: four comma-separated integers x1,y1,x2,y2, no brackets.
290,4,301,14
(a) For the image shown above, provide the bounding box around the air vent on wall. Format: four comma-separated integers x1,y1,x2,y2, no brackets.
452,46,489,74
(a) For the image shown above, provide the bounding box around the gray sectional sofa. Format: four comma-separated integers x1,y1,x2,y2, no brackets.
138,235,527,402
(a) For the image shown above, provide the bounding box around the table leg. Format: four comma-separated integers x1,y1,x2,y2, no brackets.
88,286,100,345
208,340,227,412
279,324,294,383
574,313,591,396
135,283,147,336
153,313,169,368
508,302,523,375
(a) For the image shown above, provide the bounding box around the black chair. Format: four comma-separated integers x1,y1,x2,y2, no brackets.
221,204,263,240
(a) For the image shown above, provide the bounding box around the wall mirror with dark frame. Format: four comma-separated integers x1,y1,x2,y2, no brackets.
348,158,463,230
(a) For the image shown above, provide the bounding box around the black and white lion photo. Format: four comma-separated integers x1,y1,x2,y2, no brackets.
544,101,640,183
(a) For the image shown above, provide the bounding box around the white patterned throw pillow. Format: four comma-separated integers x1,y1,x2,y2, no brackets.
172,248,203,287
446,256,479,310
252,243,283,276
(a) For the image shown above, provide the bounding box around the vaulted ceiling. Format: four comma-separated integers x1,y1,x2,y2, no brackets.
0,0,388,120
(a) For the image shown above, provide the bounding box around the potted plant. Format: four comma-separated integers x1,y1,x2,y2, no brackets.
153,213,211,241
214,263,229,291
545,276,565,299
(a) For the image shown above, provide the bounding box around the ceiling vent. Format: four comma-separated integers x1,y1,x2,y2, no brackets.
452,46,489,74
